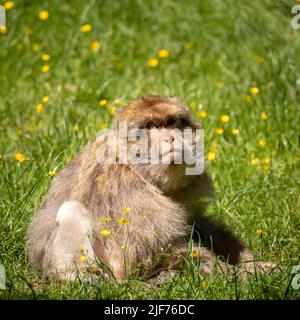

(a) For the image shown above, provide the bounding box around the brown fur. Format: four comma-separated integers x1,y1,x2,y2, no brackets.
27,96,275,281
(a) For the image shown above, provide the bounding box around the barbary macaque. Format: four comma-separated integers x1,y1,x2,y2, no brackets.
27,96,275,281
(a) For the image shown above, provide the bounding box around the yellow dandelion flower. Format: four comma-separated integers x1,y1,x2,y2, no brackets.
262,163,270,171
260,112,268,120
73,123,79,132
220,114,230,123
38,10,49,21
79,255,89,262
261,158,270,170
28,125,37,133
249,86,259,95
42,96,49,103
98,99,108,107
122,207,131,214
207,151,216,161
183,42,193,49
158,49,169,58
243,95,252,102
189,250,199,258
32,43,40,52
210,145,218,153
0,27,7,34
215,82,224,89
255,56,265,64
15,152,26,163
48,170,56,177
101,216,111,223
214,180,219,189
148,58,159,68
41,54,50,62
255,229,263,236
258,139,266,148
16,129,22,137
91,267,100,274
4,1,14,10
251,158,260,165
118,217,129,225
215,128,224,136
231,128,239,135
24,27,33,35
100,229,112,237
36,103,43,113
80,24,92,33
201,280,209,289
99,123,107,129
189,101,196,110
41,65,50,73
109,106,116,116
198,110,207,119
90,40,101,52
114,99,128,106
120,245,125,251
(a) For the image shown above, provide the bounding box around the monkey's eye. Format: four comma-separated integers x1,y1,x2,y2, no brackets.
146,122,155,130
179,117,190,128
166,117,176,128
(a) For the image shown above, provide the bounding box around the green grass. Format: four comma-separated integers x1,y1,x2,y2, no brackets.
0,0,300,299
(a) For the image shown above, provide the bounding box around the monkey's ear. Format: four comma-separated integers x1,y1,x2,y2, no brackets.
190,117,202,129
112,103,128,127
194,121,202,129
114,106,124,121
115,101,129,117
168,96,181,104
116,104,127,113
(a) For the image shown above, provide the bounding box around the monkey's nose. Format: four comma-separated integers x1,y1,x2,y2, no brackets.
163,135,175,143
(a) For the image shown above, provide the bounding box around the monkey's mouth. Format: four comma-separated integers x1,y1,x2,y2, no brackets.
160,149,185,164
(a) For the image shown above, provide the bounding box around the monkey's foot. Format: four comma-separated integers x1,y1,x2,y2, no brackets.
46,266,111,283
148,270,181,285
235,260,281,278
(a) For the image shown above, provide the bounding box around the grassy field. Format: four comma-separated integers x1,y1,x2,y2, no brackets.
0,0,300,299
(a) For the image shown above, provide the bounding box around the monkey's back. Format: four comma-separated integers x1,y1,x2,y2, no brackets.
27,153,82,271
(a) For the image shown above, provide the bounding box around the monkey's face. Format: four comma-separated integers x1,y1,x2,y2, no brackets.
115,96,203,193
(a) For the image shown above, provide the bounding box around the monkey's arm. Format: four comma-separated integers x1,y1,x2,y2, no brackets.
176,172,254,265
193,215,253,264
193,215,279,275
143,242,230,280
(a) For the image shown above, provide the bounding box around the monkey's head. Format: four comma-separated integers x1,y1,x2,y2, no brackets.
114,96,203,194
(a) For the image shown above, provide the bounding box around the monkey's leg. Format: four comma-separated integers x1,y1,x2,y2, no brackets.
193,215,252,264
173,243,230,275
93,241,127,281
145,243,230,282
193,216,279,275
43,200,97,281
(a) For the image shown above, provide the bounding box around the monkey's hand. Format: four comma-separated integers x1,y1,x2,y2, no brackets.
235,249,281,277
